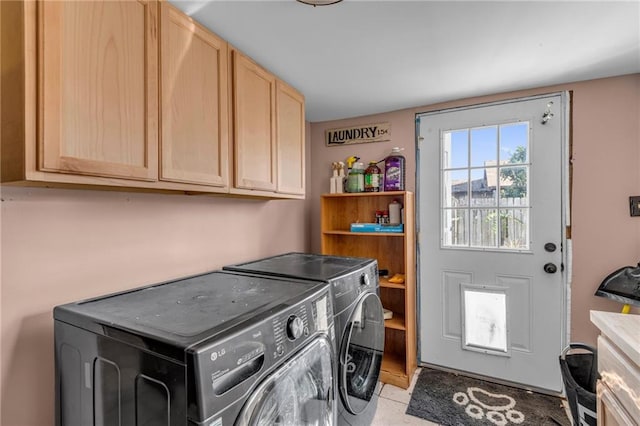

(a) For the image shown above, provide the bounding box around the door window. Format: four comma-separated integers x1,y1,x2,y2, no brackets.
340,292,384,415
442,122,530,251
238,336,334,426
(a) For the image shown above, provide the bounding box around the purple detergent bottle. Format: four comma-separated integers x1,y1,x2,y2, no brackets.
383,147,405,191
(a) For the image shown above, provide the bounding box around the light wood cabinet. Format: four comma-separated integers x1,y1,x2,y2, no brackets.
229,49,306,198
321,191,417,389
39,0,158,181
597,381,637,426
591,311,640,426
231,50,277,192
275,81,305,196
159,2,229,189
3,0,164,189
2,0,304,199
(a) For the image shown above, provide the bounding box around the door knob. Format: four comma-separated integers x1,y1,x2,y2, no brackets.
543,263,557,274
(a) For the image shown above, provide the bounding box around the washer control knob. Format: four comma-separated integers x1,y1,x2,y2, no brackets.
360,273,370,287
286,316,304,340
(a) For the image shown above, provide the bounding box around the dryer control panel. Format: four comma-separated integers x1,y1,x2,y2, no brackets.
187,286,334,425
331,262,379,315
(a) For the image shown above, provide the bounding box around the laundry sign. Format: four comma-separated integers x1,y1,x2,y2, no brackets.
325,122,391,146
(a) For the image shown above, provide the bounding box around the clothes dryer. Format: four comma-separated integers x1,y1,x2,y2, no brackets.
54,271,335,426
224,253,385,426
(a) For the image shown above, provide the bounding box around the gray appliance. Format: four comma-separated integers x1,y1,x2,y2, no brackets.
224,253,384,426
54,271,336,426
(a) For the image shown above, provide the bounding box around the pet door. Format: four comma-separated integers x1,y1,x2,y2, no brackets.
461,284,510,356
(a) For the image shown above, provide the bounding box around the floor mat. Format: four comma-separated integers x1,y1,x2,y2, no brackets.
406,368,570,426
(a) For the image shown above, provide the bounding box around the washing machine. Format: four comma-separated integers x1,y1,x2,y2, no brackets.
54,270,336,426
224,252,385,426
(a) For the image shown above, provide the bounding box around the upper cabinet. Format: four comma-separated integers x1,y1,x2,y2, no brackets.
160,3,229,189
2,0,304,198
276,81,305,196
230,50,306,198
39,0,158,181
231,50,277,192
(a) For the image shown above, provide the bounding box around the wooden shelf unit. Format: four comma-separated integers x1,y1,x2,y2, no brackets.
320,191,417,389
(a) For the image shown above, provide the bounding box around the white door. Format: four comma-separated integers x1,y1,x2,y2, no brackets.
417,93,568,392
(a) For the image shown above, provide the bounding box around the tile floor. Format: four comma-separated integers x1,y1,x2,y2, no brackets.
371,368,572,426
371,368,437,425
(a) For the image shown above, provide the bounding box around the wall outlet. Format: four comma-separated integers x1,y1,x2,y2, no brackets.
630,196,640,217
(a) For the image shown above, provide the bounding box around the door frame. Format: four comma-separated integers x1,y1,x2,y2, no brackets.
414,92,572,392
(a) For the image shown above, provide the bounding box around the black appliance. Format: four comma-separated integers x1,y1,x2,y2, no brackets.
224,252,384,426
54,271,336,425
595,263,640,307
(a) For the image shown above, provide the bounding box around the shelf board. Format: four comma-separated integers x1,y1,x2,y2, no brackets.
322,230,405,237
384,313,406,330
379,277,406,289
322,191,407,198
380,352,409,389
381,351,406,372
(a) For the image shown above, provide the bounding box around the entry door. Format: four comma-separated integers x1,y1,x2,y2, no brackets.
417,93,568,392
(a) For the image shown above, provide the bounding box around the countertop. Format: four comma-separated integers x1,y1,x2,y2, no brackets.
590,310,640,366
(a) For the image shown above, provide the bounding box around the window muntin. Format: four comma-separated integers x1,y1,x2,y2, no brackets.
442,122,530,251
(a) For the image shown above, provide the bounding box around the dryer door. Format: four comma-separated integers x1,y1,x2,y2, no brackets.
340,292,385,415
237,336,334,426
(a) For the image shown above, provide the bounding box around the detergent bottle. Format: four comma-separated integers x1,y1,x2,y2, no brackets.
383,147,405,191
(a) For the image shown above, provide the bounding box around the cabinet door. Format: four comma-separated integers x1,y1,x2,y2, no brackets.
276,81,305,195
39,0,158,181
597,382,638,426
160,3,229,187
232,50,276,191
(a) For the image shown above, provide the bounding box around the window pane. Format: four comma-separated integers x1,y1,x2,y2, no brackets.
444,170,468,207
442,129,469,169
500,209,529,249
471,168,497,207
470,126,497,167
443,209,468,247
499,166,528,204
500,123,528,164
471,208,497,248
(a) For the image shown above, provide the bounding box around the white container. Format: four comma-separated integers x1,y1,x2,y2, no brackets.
330,170,339,194
389,200,401,225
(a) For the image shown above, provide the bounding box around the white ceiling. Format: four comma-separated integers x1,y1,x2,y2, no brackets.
170,0,640,122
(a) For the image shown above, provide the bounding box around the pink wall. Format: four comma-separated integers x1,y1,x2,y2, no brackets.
0,125,312,425
1,76,638,424
309,74,640,343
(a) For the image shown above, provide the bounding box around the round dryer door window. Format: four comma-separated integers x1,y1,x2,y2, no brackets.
340,292,384,414
237,336,334,426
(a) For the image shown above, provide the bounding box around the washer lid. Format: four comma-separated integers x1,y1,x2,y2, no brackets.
224,252,375,282
54,271,326,348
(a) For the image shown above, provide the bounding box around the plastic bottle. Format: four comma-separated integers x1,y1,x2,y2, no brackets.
346,162,365,193
364,161,381,192
330,164,339,194
389,200,401,225
383,147,406,191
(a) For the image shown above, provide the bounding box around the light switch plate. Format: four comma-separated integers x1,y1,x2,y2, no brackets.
630,196,640,217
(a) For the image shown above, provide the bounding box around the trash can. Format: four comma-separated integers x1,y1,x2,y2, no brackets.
559,343,598,426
